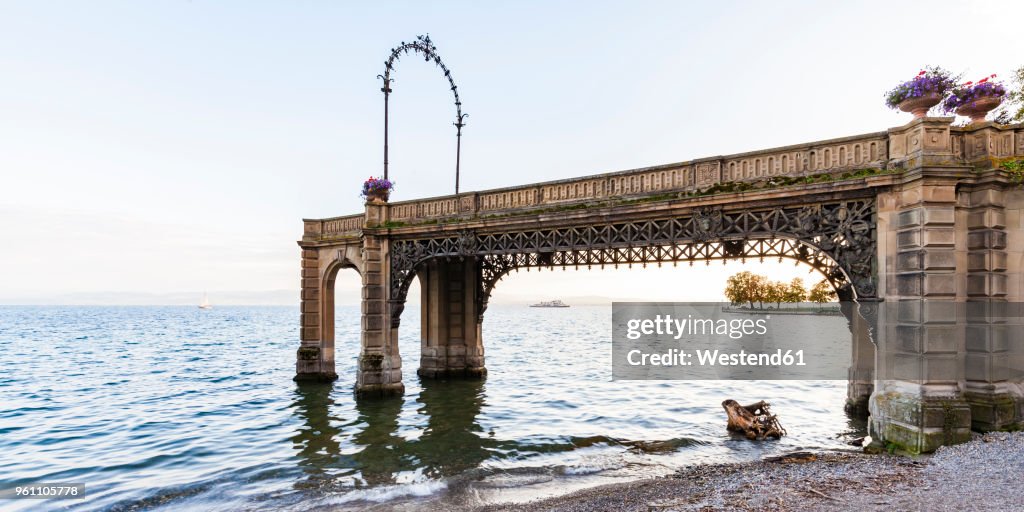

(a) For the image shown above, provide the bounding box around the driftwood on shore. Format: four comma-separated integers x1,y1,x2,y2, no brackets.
722,399,786,440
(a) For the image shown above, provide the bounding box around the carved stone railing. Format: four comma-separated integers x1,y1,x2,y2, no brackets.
304,214,364,240
382,130,893,223
302,120,1024,242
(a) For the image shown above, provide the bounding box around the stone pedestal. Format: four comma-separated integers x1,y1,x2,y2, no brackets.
418,258,487,379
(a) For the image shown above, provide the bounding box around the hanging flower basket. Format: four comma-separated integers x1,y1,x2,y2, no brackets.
943,75,1006,123
885,67,958,118
362,176,394,203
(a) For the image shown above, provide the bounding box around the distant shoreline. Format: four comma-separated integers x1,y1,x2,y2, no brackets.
723,305,842,316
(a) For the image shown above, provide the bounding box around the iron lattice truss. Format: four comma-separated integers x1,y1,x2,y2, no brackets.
388,199,877,326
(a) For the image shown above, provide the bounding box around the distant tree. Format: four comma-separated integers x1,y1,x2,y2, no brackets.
808,279,837,310
725,271,767,308
784,277,806,304
765,280,788,309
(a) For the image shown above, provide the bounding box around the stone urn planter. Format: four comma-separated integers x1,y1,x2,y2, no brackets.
955,95,1003,123
897,92,942,118
365,190,390,204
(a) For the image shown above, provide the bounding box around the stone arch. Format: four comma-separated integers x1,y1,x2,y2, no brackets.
321,252,362,359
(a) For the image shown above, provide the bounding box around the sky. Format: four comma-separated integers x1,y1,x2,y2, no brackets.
1,1,1022,304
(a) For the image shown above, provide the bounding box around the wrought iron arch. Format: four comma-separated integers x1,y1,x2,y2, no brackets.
387,198,878,327
379,34,468,193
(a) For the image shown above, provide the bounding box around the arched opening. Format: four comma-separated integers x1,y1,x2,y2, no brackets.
467,253,872,458
323,260,362,386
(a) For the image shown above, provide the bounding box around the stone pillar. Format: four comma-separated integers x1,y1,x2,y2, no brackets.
418,258,487,378
869,117,972,453
356,203,404,396
961,185,1024,430
295,247,338,381
845,300,874,416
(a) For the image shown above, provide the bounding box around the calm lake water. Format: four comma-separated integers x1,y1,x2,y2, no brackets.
0,305,864,511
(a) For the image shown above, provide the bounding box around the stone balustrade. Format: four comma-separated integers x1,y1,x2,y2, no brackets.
303,120,1024,241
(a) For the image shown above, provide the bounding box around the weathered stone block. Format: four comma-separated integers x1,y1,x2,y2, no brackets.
924,356,959,382
363,300,383,315
922,208,955,225
967,209,1005,229
921,228,955,247
968,230,1008,250
894,325,922,352
890,354,924,381
897,251,922,271
923,251,956,270
897,209,922,228
923,274,956,296
897,230,921,249
922,185,956,203
923,325,959,353
967,252,1006,272
964,391,1023,432
364,285,383,300
896,273,922,296
870,392,972,454
365,314,384,331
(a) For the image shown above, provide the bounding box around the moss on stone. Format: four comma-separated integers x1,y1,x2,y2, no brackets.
360,353,385,371
296,346,320,361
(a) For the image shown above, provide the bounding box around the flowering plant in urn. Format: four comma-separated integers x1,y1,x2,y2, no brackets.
885,67,958,118
361,176,394,203
943,74,1006,123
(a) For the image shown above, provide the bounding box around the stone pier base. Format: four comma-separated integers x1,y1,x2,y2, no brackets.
868,385,973,454
417,258,487,380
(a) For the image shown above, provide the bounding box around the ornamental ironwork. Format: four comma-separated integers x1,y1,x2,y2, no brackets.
379,34,467,193
388,198,877,327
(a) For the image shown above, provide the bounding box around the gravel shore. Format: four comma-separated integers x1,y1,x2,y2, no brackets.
484,431,1024,512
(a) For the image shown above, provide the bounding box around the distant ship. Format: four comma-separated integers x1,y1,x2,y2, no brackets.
530,300,569,308
199,293,213,310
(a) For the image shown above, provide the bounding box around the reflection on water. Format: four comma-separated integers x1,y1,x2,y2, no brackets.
0,306,864,511
291,378,495,490
413,379,493,478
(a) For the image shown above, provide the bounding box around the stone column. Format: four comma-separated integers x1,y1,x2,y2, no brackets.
295,247,338,381
356,202,404,396
844,300,875,416
418,258,487,378
869,118,972,453
960,169,1024,431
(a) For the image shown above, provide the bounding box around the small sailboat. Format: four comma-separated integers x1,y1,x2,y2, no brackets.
199,293,213,310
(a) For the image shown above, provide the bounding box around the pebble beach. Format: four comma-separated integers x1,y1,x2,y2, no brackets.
484,431,1024,512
